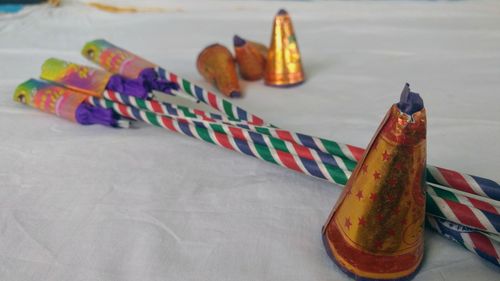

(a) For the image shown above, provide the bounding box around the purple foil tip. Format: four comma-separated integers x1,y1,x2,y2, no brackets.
230,91,242,98
76,103,121,127
233,35,246,47
397,83,424,115
139,68,180,93
278,9,288,15
107,75,149,99
140,68,159,82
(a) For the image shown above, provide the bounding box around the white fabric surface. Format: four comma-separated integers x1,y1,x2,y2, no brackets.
1,1,499,280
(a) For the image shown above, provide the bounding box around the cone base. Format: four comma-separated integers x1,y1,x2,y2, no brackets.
321,226,422,281
264,79,305,88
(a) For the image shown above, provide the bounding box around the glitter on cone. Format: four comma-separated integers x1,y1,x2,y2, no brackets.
264,9,305,87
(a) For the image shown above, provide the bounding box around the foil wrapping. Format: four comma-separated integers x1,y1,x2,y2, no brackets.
233,35,268,81
196,43,241,98
264,9,305,87
322,101,427,281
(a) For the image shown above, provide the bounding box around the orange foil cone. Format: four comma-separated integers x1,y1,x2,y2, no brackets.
265,9,305,87
196,43,241,98
233,35,268,81
322,84,427,281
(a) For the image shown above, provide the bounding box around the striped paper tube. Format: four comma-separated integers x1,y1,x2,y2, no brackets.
89,96,499,235
101,91,359,179
88,97,352,186
246,127,500,202
88,96,499,266
111,83,500,202
96,92,500,233
427,190,500,235
105,90,263,126
139,110,500,235
426,215,500,266
224,126,500,202
429,186,500,216
426,165,500,203
105,87,500,204
155,66,269,127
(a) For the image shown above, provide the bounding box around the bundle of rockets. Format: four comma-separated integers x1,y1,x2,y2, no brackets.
13,9,499,281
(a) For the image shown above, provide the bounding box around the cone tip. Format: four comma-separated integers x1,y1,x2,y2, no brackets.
398,83,423,115
265,79,304,88
277,9,288,15
233,35,246,47
229,91,241,98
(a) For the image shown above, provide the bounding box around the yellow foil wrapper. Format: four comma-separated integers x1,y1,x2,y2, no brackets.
323,101,427,281
265,9,305,87
196,44,241,98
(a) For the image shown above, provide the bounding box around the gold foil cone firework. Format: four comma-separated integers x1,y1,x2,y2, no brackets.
233,35,268,81
322,85,426,281
196,44,241,98
265,9,305,87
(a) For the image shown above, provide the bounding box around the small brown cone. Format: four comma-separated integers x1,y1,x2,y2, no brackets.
233,35,268,81
196,44,241,98
264,9,305,87
322,84,427,281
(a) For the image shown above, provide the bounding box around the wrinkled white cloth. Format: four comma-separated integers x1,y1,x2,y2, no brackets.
0,1,499,280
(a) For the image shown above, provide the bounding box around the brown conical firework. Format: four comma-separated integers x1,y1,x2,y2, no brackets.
233,35,268,81
197,44,241,98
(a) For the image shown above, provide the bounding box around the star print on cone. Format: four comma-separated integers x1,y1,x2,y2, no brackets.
322,84,427,281
264,9,305,87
